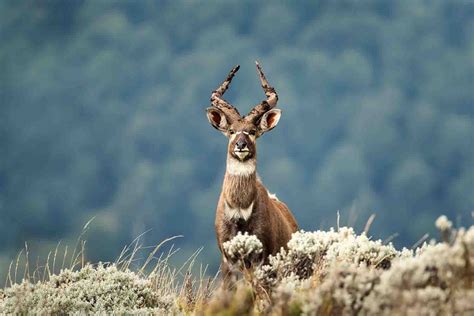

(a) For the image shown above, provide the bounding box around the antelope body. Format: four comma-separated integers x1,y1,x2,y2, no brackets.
206,62,298,284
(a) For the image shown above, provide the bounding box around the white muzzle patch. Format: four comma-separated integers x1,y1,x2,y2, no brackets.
234,150,250,160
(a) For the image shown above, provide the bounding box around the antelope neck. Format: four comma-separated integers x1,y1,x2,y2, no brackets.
224,157,257,209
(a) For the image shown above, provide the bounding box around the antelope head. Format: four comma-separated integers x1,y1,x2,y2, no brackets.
206,62,281,163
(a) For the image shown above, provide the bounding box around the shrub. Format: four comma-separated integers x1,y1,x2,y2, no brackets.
267,218,474,315
254,227,409,289
1,215,472,315
0,263,176,314
223,231,263,264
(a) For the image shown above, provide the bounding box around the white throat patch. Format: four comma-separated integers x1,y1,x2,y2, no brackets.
224,201,254,221
226,158,256,176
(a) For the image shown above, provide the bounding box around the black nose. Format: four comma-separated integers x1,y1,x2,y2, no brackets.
236,138,247,150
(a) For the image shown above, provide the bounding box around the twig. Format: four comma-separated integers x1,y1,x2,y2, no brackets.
364,214,376,235
411,233,429,249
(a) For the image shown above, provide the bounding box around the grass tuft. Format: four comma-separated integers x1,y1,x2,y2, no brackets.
1,215,473,315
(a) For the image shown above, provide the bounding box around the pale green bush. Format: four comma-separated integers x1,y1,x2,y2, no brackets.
222,231,263,263
267,217,474,315
2,216,472,315
217,215,473,315
0,263,176,314
254,227,409,289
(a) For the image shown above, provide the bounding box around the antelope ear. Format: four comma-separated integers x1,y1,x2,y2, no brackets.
259,109,281,133
206,107,230,132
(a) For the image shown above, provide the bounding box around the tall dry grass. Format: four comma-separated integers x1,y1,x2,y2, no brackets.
1,215,473,315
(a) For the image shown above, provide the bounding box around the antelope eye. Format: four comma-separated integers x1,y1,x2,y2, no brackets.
249,130,256,136
229,129,235,135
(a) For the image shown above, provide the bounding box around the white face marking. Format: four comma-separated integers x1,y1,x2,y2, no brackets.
232,131,250,152
236,131,256,140
231,131,255,141
224,201,254,221
235,151,249,160
226,158,256,176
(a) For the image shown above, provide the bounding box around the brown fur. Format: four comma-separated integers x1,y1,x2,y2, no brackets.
215,176,298,258
215,160,298,287
207,63,298,287
223,173,257,209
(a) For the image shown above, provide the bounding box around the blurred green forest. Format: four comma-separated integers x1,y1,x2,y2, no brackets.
1,0,473,277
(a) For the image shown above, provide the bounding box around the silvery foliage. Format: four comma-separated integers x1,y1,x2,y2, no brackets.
272,218,474,315
0,263,176,314
255,227,407,288
222,231,263,263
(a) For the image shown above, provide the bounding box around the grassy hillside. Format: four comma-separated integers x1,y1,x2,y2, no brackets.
2,2,474,275
1,216,473,315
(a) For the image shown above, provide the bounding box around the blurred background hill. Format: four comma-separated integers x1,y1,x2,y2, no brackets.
1,0,473,278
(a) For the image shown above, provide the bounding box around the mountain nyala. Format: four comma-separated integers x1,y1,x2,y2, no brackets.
206,62,298,286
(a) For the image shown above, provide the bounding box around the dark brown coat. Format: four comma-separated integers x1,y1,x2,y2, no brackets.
215,171,298,282
205,62,299,286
